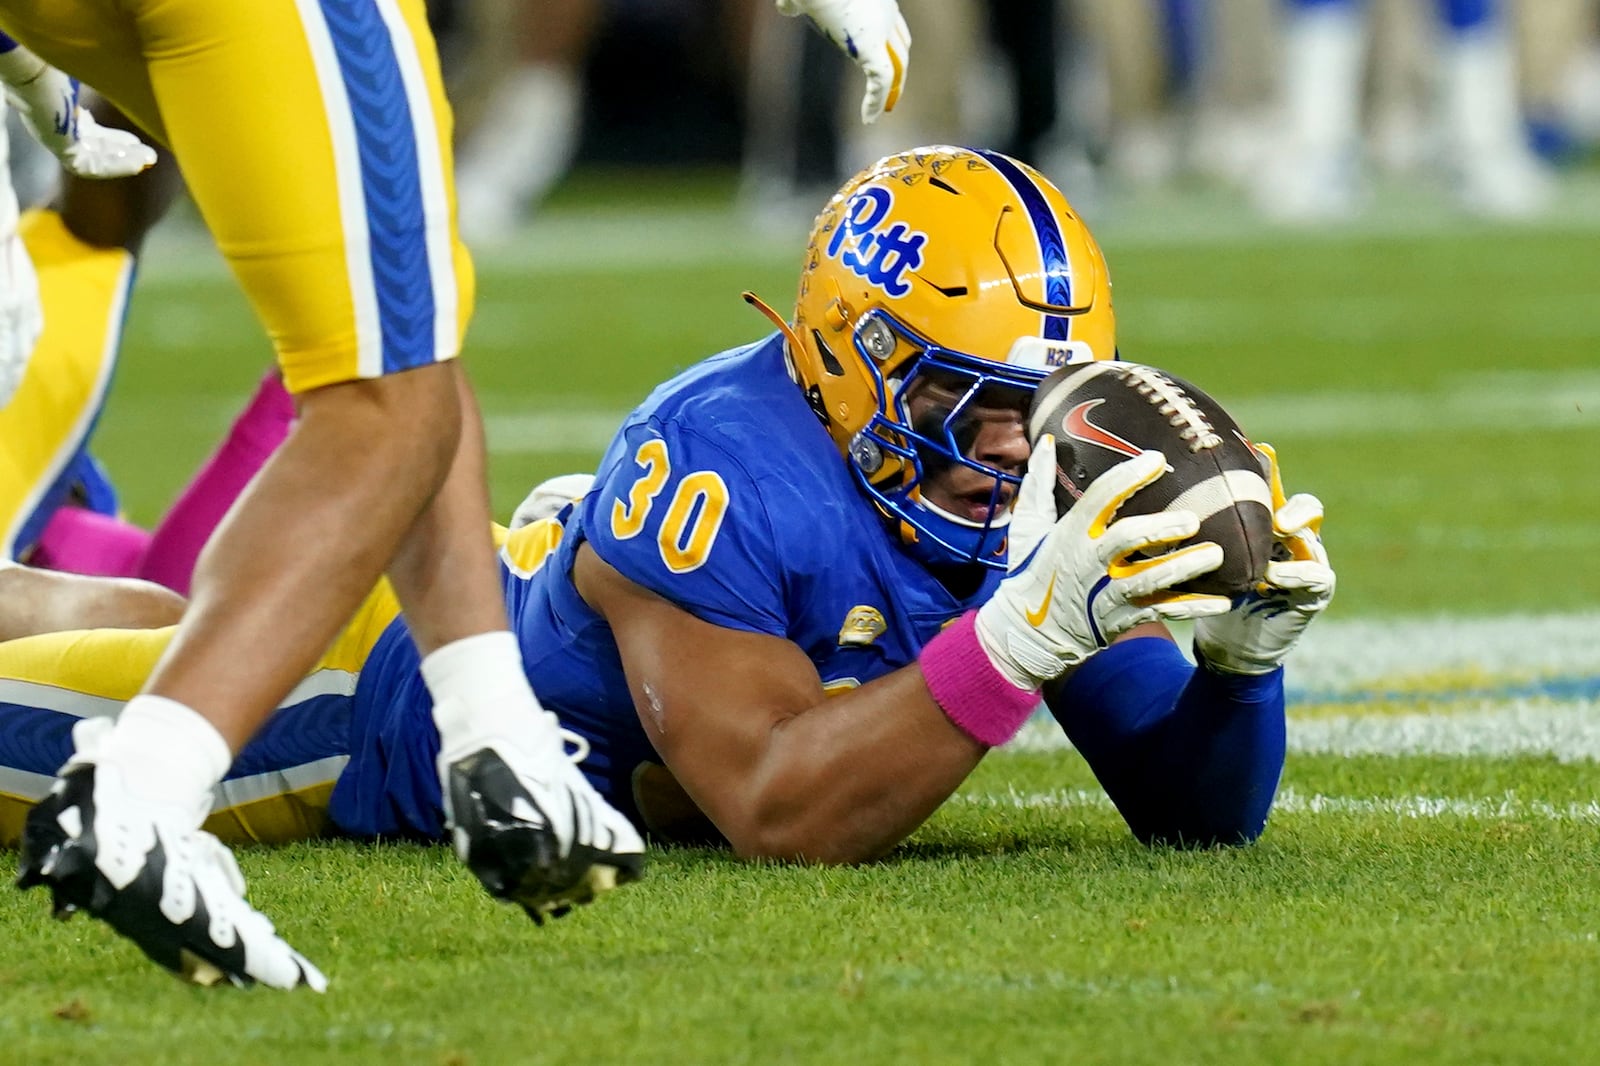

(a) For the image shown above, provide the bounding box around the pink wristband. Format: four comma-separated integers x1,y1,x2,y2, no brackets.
918,611,1042,748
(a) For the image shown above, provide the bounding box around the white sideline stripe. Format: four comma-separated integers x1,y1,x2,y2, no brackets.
474,366,1598,457
1008,612,1600,760
1290,700,1600,762
1009,698,1600,762
955,787,1600,824
1287,611,1600,693
150,369,1595,458
1229,369,1600,439
132,172,1600,284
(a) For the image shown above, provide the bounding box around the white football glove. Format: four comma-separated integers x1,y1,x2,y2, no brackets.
1194,442,1336,676
775,0,910,124
976,439,1233,689
509,472,594,530
0,227,42,410
0,39,157,179
1002,430,1059,573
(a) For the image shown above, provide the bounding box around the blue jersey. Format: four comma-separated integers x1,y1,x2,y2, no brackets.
329,334,1002,839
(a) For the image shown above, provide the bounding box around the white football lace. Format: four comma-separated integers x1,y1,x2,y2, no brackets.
1123,365,1222,453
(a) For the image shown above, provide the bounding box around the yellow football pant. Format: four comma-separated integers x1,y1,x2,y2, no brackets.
0,0,475,392
0,210,132,559
0,577,403,847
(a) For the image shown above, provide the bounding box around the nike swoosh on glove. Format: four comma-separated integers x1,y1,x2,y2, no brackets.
976,440,1233,689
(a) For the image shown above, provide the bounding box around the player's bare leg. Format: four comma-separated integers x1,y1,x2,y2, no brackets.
129,366,458,741
18,366,462,990
384,366,643,920
20,363,641,983
0,564,184,641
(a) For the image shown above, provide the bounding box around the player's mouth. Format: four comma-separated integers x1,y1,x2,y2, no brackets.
929,480,1016,524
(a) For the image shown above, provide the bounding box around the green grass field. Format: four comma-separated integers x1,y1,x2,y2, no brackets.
2,174,1598,1065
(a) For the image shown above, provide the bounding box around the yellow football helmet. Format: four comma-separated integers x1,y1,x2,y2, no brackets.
748,145,1116,568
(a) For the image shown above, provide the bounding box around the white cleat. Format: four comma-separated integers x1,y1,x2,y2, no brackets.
17,747,326,991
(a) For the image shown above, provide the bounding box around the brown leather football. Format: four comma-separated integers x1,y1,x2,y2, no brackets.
1026,361,1275,599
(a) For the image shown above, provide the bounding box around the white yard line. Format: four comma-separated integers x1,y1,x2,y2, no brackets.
1228,369,1600,440
956,787,1600,824
1286,611,1600,694
1009,698,1600,762
472,365,1598,457
1009,612,1600,760
481,409,628,455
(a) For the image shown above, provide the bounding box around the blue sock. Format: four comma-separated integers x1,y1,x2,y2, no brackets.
1284,0,1360,12
1159,0,1203,97
1046,637,1286,847
1436,0,1495,33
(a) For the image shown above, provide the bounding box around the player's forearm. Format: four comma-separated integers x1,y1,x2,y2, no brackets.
1043,637,1286,846
728,667,985,864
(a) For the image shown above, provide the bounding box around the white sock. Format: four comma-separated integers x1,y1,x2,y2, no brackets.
1280,3,1366,158
454,63,581,239
420,630,550,754
1437,24,1550,215
94,695,233,822
1440,25,1522,156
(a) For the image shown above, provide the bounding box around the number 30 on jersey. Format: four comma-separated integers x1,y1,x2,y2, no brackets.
610,438,730,574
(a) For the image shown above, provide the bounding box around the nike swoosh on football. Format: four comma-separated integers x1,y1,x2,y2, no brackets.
1025,573,1058,627
1063,399,1142,459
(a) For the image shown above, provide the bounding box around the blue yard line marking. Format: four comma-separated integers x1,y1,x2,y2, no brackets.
1288,674,1600,708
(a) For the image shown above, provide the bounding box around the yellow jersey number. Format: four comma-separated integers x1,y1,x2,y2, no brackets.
610,438,730,574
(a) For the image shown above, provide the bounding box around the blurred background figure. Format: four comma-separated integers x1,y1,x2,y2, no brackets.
445,0,757,246
740,0,1081,227
14,1,1600,242
450,0,597,244
1255,0,1559,221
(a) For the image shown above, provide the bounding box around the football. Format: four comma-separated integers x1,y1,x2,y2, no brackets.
1025,360,1275,599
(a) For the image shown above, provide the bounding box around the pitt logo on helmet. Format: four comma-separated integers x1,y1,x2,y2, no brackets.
825,187,927,298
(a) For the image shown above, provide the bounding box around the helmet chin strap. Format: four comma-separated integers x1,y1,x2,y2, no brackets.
742,292,807,377
915,490,1015,531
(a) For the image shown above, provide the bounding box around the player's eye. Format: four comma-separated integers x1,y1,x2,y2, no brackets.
966,384,1029,418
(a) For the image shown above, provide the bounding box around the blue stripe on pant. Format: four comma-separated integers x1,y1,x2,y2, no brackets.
0,694,353,792
319,0,438,374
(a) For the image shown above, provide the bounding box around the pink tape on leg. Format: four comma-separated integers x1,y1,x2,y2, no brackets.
140,372,293,595
917,611,1042,748
31,506,151,578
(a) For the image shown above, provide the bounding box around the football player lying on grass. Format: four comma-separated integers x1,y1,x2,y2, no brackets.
0,147,1334,866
